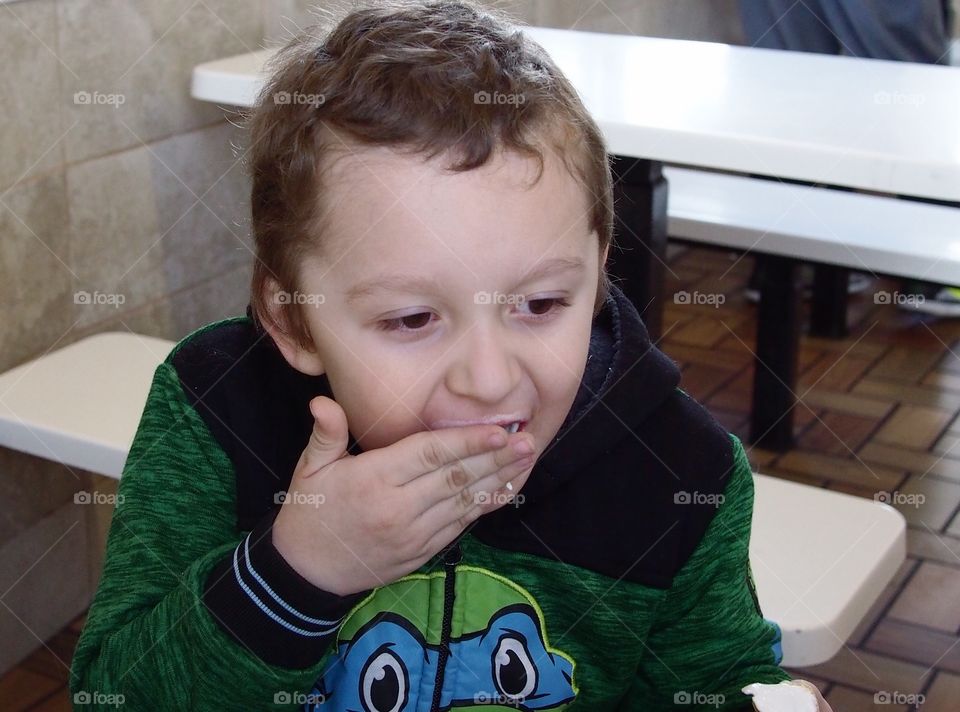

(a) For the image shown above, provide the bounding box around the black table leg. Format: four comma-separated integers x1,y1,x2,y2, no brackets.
810,264,849,338
751,255,802,451
609,156,668,341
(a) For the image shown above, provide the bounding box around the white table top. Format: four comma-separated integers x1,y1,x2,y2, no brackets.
191,26,960,201
752,474,905,667
0,333,174,479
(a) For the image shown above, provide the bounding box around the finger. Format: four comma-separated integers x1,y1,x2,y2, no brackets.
416,457,535,533
384,424,510,487
407,507,486,568
404,434,535,511
468,460,536,508
295,396,350,477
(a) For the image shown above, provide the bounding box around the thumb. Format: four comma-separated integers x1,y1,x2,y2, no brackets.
298,396,350,477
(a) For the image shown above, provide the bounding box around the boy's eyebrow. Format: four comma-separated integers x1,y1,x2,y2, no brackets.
345,256,586,304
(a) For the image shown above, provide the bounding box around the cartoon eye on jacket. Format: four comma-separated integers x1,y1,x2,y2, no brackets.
304,567,578,711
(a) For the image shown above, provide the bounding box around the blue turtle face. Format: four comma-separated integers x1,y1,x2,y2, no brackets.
307,605,575,711
456,606,575,708
304,615,422,712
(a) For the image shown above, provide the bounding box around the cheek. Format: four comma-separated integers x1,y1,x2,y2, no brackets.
540,321,594,406
344,408,415,453
333,373,427,449
325,345,411,412
540,321,593,382
528,339,589,419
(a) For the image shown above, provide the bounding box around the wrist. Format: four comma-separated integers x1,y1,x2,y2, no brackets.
202,508,368,668
271,507,361,596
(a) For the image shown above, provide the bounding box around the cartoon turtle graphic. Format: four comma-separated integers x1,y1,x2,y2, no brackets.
303,564,578,711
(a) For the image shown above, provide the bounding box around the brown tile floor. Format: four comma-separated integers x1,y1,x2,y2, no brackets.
4,247,960,710
1,613,83,710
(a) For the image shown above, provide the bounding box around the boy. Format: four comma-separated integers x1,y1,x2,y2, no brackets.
70,1,831,709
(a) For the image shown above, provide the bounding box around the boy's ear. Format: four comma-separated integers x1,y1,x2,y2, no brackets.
260,278,326,376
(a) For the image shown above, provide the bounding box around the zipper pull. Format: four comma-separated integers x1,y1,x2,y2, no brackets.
442,540,462,566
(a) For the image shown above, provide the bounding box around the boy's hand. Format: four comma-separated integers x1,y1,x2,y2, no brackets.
272,396,536,596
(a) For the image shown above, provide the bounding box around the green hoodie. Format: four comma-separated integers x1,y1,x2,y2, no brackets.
70,286,790,710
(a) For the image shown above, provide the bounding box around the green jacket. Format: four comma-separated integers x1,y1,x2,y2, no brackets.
71,285,790,710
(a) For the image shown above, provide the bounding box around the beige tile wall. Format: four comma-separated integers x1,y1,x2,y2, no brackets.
0,0,262,677
0,0,744,676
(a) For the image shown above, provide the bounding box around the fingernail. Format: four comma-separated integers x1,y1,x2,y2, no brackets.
513,439,534,456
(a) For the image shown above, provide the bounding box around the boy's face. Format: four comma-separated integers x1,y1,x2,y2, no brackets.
266,144,608,461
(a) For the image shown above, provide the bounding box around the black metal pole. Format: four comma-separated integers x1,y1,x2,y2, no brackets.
751,254,802,450
609,156,668,341
810,264,850,338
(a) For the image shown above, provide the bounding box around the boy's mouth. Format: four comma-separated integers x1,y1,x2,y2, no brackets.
431,416,528,433
484,418,527,434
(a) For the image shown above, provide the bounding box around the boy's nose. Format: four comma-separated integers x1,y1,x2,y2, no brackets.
444,330,522,406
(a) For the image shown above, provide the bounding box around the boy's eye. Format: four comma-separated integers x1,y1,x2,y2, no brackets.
521,297,570,316
375,298,571,333
378,311,435,332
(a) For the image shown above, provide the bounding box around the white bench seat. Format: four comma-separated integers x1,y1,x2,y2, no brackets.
0,333,174,478
752,474,905,667
665,166,960,286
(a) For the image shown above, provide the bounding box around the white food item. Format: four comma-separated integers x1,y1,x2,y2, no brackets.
742,681,818,712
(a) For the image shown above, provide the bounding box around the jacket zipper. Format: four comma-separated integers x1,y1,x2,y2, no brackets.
429,540,462,712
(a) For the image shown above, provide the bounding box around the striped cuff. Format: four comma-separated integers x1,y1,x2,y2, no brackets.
203,508,371,669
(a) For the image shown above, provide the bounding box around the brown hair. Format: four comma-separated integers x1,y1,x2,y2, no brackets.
247,0,614,349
